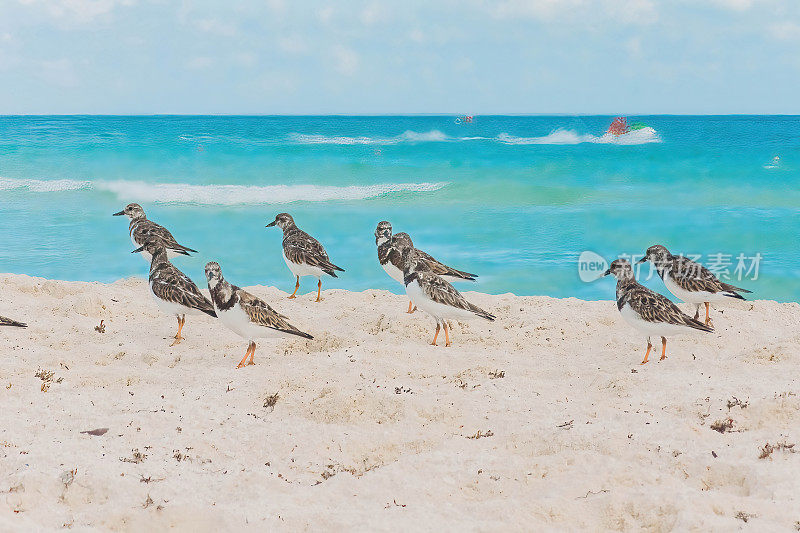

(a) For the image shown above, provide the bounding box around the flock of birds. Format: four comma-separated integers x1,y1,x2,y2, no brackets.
1,203,751,367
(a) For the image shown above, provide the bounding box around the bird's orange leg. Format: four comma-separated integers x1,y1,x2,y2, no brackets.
660,336,667,361
641,341,652,365
288,276,300,299
431,324,441,346
704,302,711,326
444,322,451,347
247,342,256,366
406,301,417,314
236,343,254,369
170,316,185,346
316,279,322,302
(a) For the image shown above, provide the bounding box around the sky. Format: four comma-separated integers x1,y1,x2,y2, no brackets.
1,0,800,114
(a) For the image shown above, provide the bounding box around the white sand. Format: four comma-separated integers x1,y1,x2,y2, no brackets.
1,272,799,531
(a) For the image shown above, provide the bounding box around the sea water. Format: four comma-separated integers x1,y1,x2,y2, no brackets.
0,115,797,301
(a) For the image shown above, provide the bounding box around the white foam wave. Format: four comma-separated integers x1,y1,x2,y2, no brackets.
0,177,447,205
0,178,92,192
496,127,661,145
288,129,451,145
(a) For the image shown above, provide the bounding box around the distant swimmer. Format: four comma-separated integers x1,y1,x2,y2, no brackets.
764,155,781,169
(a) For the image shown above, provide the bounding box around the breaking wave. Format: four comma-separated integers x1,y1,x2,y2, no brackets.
0,177,447,205
288,129,453,145
497,127,661,145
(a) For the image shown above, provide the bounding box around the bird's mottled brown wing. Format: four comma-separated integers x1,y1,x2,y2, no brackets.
237,290,313,339
417,249,477,280
133,220,197,254
0,315,26,327
417,271,494,320
625,286,710,331
668,256,728,293
283,229,343,276
150,265,216,317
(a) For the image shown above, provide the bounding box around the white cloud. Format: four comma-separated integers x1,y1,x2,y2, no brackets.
770,21,800,41
39,58,79,87
231,52,257,67
360,3,386,25
708,0,753,11
408,28,425,44
186,56,214,70
484,0,657,25
278,35,309,54
193,18,239,38
317,6,334,24
18,0,136,23
331,45,358,75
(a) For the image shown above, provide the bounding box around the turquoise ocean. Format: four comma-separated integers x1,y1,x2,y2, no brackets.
0,115,797,301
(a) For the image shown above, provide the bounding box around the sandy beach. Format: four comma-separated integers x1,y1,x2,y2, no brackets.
1,272,799,531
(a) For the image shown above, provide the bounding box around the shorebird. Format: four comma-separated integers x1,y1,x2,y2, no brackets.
133,240,216,346
1,316,26,328
603,259,713,364
402,247,494,346
114,203,197,262
204,262,313,368
375,221,477,313
637,244,750,326
266,213,344,302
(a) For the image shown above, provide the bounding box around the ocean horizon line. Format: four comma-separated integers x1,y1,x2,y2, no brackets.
3,113,800,118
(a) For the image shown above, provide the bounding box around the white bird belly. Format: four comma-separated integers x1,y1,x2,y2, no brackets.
149,281,196,317
406,280,478,322
283,250,326,279
662,274,721,304
381,261,404,284
619,303,698,338
216,304,291,341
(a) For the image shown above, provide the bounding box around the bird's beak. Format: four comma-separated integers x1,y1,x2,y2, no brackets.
635,256,647,264
132,245,145,254
113,210,124,216
265,220,276,227
602,268,612,277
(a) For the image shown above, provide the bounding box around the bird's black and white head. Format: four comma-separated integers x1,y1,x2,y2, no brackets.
113,203,146,220
374,221,393,246
265,213,295,230
204,261,224,288
602,259,636,281
636,244,672,268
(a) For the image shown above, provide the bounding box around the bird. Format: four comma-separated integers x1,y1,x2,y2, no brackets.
133,239,216,346
1,316,26,328
204,261,313,368
265,213,344,302
114,203,198,262
603,259,713,364
636,244,751,326
375,221,477,313
402,247,494,346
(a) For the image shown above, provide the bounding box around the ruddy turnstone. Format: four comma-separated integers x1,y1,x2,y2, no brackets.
266,213,344,302
375,221,477,313
1,316,26,327
603,259,713,364
402,247,494,346
133,240,216,346
636,244,751,326
114,203,197,262
204,261,313,368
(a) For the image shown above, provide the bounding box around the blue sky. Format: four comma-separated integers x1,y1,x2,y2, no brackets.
1,0,799,114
